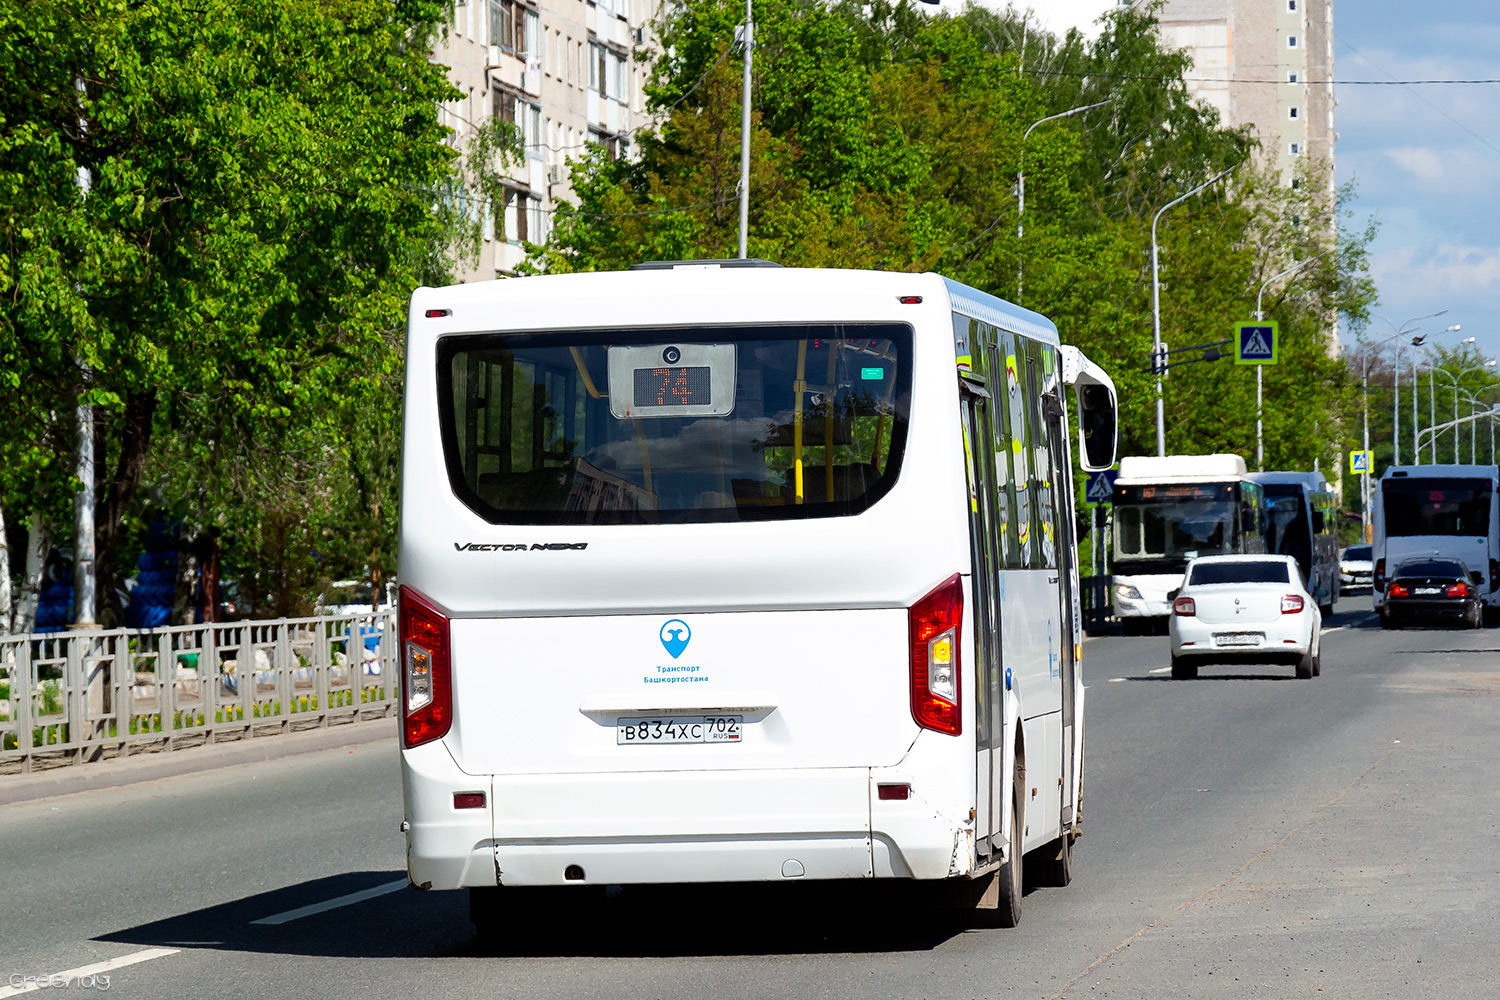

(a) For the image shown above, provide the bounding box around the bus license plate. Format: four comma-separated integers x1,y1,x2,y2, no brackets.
618,716,742,745
1215,632,1262,647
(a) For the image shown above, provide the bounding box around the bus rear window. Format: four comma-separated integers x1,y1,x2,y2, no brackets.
436,325,911,524
1382,478,1491,537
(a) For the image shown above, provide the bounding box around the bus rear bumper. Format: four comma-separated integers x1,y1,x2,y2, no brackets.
401,743,969,889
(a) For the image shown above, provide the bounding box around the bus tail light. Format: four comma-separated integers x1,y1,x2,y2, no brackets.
1280,594,1305,614
1448,582,1470,597
910,574,963,736
1374,559,1386,592
400,586,452,748
1173,597,1196,617
1490,559,1499,592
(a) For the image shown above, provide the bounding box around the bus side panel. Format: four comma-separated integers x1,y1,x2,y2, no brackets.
1003,570,1064,720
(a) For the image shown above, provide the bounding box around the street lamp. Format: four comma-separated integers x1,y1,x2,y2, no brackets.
1410,324,1463,463
1253,250,1331,471
1152,167,1235,456
1371,311,1448,467
1433,353,1496,462
1016,100,1110,306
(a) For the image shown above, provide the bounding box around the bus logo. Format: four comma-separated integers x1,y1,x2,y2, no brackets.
659,619,692,659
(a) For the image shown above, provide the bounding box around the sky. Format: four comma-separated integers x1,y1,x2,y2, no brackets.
951,1,1500,368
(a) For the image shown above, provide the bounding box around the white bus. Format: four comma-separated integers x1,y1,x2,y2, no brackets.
397,262,1117,930
1249,471,1340,615
1111,454,1266,633
1373,464,1500,622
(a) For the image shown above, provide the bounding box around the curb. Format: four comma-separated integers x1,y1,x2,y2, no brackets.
0,716,398,808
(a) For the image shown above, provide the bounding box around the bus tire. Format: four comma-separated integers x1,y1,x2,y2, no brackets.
1170,654,1197,680
991,784,1025,928
1032,833,1073,889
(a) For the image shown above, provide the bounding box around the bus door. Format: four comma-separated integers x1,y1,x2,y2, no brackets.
960,374,1004,856
1039,372,1080,826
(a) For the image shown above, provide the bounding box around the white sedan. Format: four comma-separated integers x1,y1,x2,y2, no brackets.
1168,554,1322,680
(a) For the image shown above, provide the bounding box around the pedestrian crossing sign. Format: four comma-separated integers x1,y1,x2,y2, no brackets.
1235,321,1279,365
1350,449,1373,475
1085,470,1118,505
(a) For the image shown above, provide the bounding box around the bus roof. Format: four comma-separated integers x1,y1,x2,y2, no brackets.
1381,464,1500,483
407,266,1060,348
1248,471,1331,493
1117,454,1248,484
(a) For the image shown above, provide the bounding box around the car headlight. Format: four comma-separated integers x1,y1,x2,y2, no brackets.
1114,584,1143,600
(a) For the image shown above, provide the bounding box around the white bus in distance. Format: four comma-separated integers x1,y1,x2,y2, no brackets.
397,261,1118,930
1249,471,1340,615
1372,464,1500,624
1111,454,1266,633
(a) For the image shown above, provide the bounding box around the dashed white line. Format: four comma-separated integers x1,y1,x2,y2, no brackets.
1148,666,1172,675
0,948,180,997
250,878,407,925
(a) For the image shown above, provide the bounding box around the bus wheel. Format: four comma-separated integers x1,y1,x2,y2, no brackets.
992,786,1025,927
1032,833,1073,889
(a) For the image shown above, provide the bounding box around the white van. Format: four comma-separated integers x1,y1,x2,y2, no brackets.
397,262,1118,928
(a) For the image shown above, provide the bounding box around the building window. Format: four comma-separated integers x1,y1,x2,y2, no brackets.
1287,0,1297,10
1289,106,1299,120
1288,71,1299,84
589,128,619,160
1287,34,1298,48
1289,142,1301,155
1291,178,1302,190
489,0,535,56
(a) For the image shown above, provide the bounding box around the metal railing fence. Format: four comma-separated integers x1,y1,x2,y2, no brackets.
0,613,398,773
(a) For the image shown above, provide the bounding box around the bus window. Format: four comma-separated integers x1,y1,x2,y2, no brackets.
1025,342,1057,570
438,325,912,524
984,338,1017,568
999,330,1032,569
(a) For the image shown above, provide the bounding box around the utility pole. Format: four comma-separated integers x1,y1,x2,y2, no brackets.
72,78,96,630
1152,167,1234,456
736,0,752,260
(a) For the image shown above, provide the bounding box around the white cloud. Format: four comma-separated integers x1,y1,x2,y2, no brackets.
1384,146,1446,181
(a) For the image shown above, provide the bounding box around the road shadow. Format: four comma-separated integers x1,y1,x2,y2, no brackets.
96,871,974,959
1126,672,1300,682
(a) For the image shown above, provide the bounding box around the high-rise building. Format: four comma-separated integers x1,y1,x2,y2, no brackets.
435,0,656,281
1127,0,1335,195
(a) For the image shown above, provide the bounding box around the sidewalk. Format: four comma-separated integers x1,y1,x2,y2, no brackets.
0,717,397,807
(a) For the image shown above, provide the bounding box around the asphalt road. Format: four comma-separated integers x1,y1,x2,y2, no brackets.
3,594,1498,999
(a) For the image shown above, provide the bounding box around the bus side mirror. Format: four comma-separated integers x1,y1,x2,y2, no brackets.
1077,384,1117,472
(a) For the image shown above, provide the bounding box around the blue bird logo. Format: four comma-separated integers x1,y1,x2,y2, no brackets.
659,619,691,659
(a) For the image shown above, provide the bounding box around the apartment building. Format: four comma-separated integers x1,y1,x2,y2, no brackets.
436,0,656,280
1126,0,1336,194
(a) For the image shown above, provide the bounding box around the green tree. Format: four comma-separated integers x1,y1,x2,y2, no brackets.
2,0,459,624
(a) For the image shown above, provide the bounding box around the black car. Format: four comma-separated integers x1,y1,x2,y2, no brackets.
1380,558,1484,629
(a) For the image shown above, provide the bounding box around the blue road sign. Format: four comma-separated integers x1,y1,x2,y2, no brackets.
1085,470,1119,505
1235,321,1279,365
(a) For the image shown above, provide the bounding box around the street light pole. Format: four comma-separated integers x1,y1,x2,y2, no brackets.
1373,311,1449,469
736,0,752,259
1254,251,1330,471
1152,167,1234,457
1017,100,1109,305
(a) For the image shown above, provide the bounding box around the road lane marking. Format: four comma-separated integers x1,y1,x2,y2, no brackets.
0,948,180,996
1148,666,1171,675
250,878,407,925
1107,677,1125,683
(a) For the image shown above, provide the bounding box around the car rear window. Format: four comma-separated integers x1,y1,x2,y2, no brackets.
436,324,912,524
1396,560,1464,578
1189,561,1290,585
